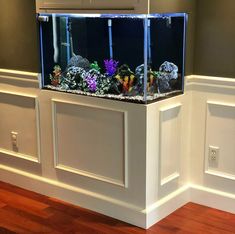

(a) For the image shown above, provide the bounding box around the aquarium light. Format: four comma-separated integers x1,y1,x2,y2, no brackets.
100,14,148,19
69,14,101,18
148,13,186,18
69,13,148,19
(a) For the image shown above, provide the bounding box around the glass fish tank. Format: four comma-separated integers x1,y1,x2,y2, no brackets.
38,13,187,103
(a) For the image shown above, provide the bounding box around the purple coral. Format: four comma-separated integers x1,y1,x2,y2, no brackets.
85,74,97,92
104,59,119,76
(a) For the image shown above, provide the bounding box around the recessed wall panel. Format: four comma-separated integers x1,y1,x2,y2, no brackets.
52,100,126,186
205,101,235,179
0,92,40,162
159,104,182,186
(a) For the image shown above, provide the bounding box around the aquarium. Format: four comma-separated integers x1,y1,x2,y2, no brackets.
38,13,187,103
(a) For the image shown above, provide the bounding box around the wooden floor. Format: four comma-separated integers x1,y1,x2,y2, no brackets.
0,181,234,234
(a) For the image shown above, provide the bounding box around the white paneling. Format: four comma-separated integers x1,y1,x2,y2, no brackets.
159,104,182,186
186,75,235,88
0,69,39,82
52,99,127,187
0,71,234,229
0,91,41,163
205,101,235,179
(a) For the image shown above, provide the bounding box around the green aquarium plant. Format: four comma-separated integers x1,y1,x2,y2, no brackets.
90,61,101,72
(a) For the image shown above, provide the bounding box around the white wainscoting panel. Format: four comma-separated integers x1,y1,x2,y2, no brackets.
0,91,41,163
52,99,127,187
205,101,235,180
159,103,182,186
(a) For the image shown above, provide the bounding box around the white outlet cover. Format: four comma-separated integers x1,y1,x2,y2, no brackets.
11,131,18,148
208,145,219,167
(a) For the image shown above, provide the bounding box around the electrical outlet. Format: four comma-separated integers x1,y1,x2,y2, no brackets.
208,145,219,166
11,131,18,150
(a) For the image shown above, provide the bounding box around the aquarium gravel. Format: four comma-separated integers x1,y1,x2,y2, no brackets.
44,85,181,103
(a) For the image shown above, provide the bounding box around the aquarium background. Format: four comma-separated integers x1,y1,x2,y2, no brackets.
39,13,186,103
150,16,185,90
41,15,145,85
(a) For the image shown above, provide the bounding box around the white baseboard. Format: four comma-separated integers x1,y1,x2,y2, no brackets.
190,184,235,214
145,185,190,228
1,165,235,229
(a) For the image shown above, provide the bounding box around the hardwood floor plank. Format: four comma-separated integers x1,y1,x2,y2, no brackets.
0,226,18,234
159,211,234,234
2,206,66,234
0,208,60,234
0,201,6,208
0,188,51,218
0,181,49,202
174,203,235,233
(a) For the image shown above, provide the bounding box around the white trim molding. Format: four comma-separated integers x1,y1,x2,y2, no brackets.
186,75,235,88
207,100,235,108
0,69,40,83
190,184,235,214
0,149,40,163
161,172,180,186
205,170,235,182
51,98,128,188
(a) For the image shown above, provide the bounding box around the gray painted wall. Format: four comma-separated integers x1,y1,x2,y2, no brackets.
194,0,235,78
0,0,39,72
0,0,234,78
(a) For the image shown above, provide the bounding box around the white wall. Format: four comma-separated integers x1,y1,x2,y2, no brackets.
0,69,234,228
188,76,235,210
0,69,149,227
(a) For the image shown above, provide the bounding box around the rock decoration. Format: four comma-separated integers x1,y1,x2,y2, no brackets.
60,66,86,90
115,64,135,94
135,64,158,94
159,61,178,79
49,65,62,86
158,61,179,93
96,76,112,95
67,55,90,70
